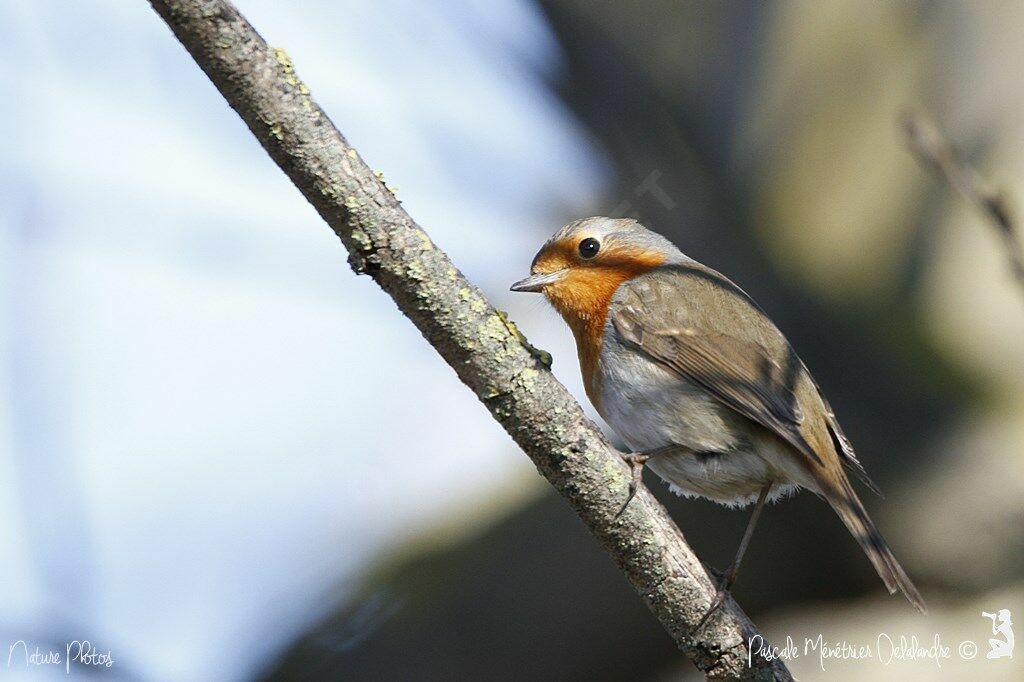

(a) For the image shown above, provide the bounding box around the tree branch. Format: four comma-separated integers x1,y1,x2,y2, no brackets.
147,1,791,678
901,109,1024,290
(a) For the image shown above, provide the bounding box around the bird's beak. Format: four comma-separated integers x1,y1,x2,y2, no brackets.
510,270,566,293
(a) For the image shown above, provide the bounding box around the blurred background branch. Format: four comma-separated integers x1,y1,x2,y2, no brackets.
147,0,791,678
902,109,1024,289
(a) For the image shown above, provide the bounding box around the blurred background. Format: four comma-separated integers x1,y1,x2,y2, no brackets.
1,1,1023,680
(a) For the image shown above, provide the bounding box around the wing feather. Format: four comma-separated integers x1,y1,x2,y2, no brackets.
612,307,824,467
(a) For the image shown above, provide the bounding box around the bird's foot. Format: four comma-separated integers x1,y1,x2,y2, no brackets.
694,565,737,631
616,453,650,515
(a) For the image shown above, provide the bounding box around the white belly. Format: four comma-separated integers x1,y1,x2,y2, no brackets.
597,335,799,507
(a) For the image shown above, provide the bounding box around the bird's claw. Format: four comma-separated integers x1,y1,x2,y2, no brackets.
695,589,729,632
693,566,737,631
617,453,650,515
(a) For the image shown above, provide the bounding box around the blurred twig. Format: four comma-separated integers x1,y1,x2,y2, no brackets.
147,1,791,679
901,109,1024,288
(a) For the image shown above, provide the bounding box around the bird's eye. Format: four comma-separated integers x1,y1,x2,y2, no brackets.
578,237,601,259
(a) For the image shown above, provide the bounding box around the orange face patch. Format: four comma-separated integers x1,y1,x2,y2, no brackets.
532,238,665,408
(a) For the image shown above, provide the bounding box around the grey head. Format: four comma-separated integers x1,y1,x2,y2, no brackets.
511,217,688,292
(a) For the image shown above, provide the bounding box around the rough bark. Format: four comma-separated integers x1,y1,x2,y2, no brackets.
147,1,792,679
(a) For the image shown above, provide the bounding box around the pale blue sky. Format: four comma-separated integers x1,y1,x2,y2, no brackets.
0,2,609,679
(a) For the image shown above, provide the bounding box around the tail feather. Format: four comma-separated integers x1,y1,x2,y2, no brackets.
829,483,927,613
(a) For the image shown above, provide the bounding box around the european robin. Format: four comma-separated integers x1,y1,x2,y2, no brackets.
511,217,925,617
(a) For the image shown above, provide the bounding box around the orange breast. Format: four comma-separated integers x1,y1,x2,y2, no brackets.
543,250,665,411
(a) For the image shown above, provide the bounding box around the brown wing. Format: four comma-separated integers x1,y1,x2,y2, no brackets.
611,306,824,466
612,268,917,606
817,391,883,495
